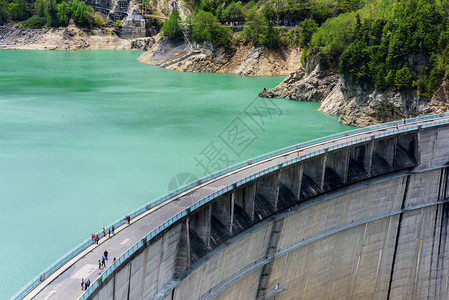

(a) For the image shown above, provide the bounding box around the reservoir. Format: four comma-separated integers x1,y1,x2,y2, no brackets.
0,50,352,298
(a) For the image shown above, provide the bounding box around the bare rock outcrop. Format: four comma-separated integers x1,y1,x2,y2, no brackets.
324,79,431,127
259,63,442,127
259,65,339,100
138,39,302,76
429,81,449,113
0,24,154,50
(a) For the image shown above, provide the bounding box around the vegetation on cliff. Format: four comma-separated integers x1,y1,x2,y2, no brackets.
158,0,367,49
306,0,449,96
161,9,182,39
158,0,449,97
1,0,104,28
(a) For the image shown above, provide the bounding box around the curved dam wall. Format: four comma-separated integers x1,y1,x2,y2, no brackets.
87,123,449,300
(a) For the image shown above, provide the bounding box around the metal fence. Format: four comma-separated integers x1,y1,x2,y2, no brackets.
13,112,449,300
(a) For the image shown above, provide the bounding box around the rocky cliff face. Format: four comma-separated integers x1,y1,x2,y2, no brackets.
259,66,340,101
259,64,447,127
138,39,302,76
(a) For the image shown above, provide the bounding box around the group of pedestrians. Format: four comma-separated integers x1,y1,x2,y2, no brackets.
91,225,116,244
90,214,131,250
81,278,91,290
91,234,99,244
98,250,109,269
86,215,131,284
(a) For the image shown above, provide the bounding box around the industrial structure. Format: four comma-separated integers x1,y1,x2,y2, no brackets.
14,113,449,300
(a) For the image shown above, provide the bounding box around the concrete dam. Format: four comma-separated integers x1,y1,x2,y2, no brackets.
15,114,449,300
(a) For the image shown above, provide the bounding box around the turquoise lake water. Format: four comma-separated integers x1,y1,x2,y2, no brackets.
0,50,353,298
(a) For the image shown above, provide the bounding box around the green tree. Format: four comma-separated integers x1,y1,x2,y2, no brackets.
191,10,232,47
45,0,58,27
36,0,45,17
72,1,88,27
8,0,29,21
395,65,413,90
191,10,215,43
223,1,243,20
264,24,279,49
340,39,370,83
161,9,183,39
86,6,104,27
57,1,71,27
263,4,277,25
299,18,318,47
241,6,267,45
0,2,9,25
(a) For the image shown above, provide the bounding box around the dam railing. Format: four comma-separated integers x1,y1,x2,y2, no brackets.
12,112,449,300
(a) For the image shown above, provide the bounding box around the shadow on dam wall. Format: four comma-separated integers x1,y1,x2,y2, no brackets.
185,134,419,268
89,125,449,300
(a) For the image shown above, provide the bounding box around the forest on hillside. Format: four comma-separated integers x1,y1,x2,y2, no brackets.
161,0,449,95
1,0,448,95
0,0,104,28
309,0,449,96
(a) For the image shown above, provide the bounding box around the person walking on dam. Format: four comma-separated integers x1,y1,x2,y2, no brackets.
98,259,101,270
81,278,84,290
102,256,106,268
104,249,108,260
112,225,115,235
103,227,106,237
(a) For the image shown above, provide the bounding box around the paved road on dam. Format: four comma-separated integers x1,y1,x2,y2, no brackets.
25,115,449,300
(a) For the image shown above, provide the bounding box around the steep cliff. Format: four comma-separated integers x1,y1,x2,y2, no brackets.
259,64,448,127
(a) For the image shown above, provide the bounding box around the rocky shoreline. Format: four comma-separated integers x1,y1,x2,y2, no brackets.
259,64,448,127
138,38,302,77
0,24,154,50
3,23,447,127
